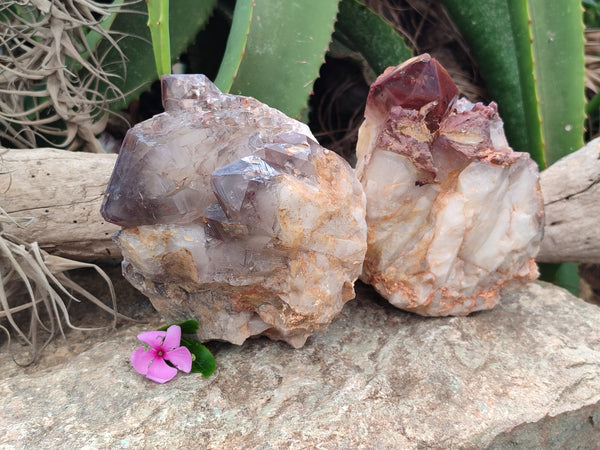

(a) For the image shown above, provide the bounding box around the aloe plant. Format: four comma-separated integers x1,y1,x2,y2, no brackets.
442,0,586,169
213,0,412,119
334,0,412,77
6,0,589,295
221,0,340,120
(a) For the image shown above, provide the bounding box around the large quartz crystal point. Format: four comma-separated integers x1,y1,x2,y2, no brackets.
356,54,544,316
101,74,367,348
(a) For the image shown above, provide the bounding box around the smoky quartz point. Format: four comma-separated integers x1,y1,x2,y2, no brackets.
356,54,544,316
102,74,367,347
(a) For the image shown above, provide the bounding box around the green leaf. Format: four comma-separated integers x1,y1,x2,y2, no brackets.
441,1,526,157
539,263,580,297
181,338,216,377
584,1,600,28
213,0,254,92
98,0,216,111
334,0,412,77
526,0,585,165
158,321,216,377
228,0,340,120
442,0,585,168
587,90,600,116
157,319,199,334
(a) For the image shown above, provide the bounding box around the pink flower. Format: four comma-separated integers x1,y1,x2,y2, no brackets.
130,325,192,383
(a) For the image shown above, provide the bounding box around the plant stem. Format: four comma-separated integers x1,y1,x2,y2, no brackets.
214,0,254,92
147,0,171,77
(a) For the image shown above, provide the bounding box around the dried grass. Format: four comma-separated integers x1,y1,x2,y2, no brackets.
586,29,600,93
0,0,139,152
0,204,128,365
585,28,600,137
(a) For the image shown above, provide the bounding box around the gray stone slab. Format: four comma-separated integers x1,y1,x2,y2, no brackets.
1,281,600,448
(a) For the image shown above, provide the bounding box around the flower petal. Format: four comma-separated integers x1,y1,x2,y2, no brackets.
130,347,156,375
162,325,182,351
146,356,178,383
165,346,192,373
137,330,166,348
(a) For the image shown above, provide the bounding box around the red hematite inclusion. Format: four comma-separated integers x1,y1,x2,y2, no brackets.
366,53,459,130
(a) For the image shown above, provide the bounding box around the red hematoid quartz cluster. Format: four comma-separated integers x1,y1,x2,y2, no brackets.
356,54,544,316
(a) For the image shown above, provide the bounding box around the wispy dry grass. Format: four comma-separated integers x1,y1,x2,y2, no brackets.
0,205,126,365
585,28,600,138
585,29,600,93
0,0,139,152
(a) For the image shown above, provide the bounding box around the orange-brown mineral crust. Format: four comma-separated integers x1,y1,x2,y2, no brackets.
356,54,544,316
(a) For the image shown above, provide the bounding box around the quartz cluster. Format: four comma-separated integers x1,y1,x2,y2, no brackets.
356,54,544,316
101,75,367,347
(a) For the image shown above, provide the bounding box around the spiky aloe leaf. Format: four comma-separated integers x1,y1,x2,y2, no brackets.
227,0,340,120
99,0,216,111
334,0,412,77
442,0,585,169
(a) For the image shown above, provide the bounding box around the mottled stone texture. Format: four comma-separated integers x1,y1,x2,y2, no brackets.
101,74,367,348
2,282,600,449
356,54,544,316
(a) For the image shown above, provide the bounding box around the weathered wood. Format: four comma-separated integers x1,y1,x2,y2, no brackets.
1,142,599,263
1,148,120,260
537,138,600,263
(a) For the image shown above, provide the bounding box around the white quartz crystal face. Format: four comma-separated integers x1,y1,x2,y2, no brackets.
356,54,544,316
102,74,367,347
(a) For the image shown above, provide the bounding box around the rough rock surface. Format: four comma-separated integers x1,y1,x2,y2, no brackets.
2,281,600,449
101,74,367,348
356,54,544,316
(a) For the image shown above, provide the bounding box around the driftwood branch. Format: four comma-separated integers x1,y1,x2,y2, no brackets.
1,148,120,260
1,141,599,263
537,138,600,264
